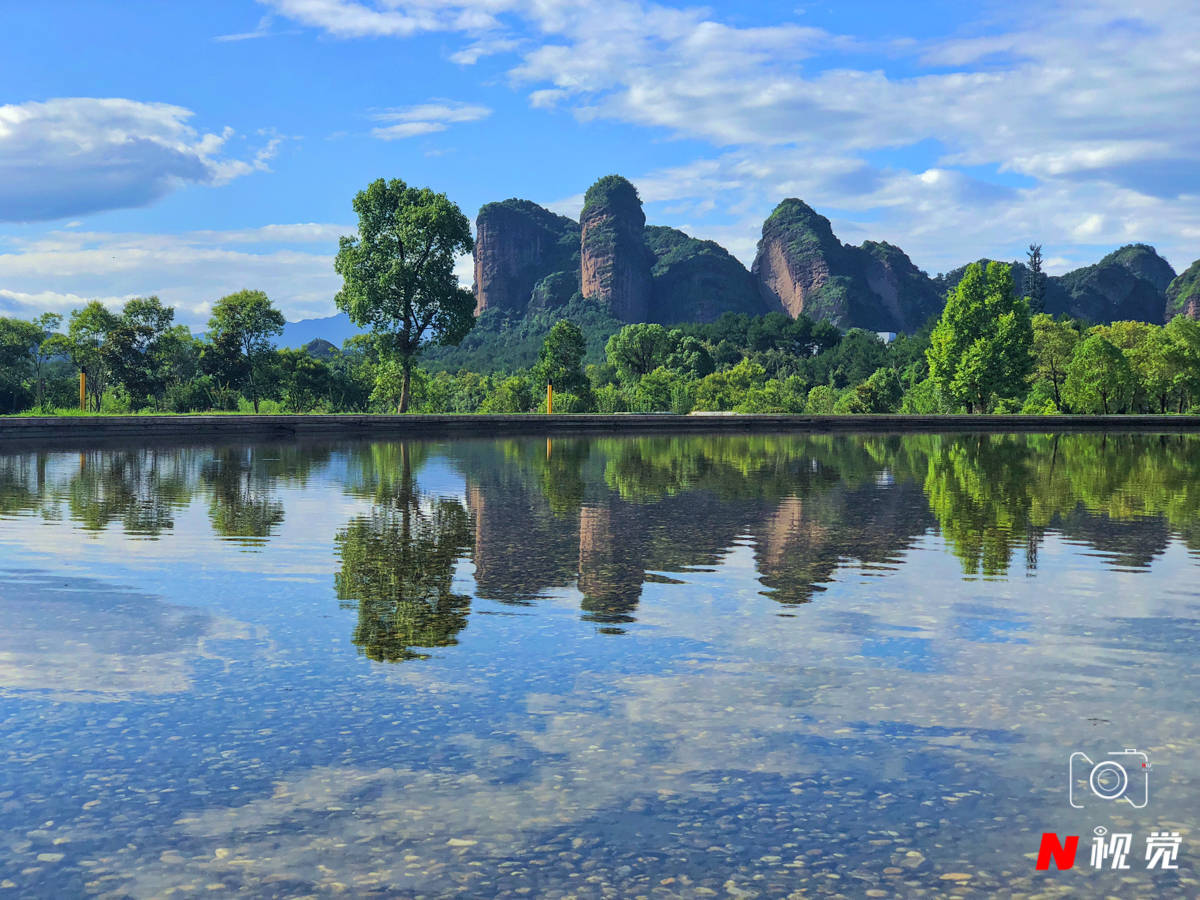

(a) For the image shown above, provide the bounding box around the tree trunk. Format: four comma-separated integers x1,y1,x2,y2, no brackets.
398,359,412,413
246,350,259,414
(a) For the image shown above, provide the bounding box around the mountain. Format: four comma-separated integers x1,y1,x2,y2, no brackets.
934,244,1176,325
751,199,943,332
345,176,1188,373
303,338,338,360
277,313,364,349
645,226,764,323
1167,259,1200,319
1048,245,1175,324
468,175,773,330
473,199,580,316
579,175,655,322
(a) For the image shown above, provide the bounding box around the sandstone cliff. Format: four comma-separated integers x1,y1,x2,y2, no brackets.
751,199,940,331
579,175,653,322
1167,259,1200,319
472,199,579,316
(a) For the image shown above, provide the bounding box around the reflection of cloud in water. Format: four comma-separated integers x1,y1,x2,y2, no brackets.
99,539,1200,896
0,572,260,701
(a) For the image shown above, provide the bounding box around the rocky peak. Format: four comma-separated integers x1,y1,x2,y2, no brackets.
1099,244,1177,293
472,199,579,316
1050,248,1171,324
751,199,843,322
751,199,939,331
1166,259,1200,319
580,175,652,322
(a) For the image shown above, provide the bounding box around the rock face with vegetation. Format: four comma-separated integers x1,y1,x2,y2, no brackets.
645,226,765,323
1047,244,1175,324
579,175,653,323
1166,259,1200,320
469,180,1183,360
751,199,942,332
936,245,1177,325
472,199,580,316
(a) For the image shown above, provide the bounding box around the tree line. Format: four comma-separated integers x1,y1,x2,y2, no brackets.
2,177,1198,416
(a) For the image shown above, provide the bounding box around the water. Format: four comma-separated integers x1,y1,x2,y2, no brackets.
0,432,1198,898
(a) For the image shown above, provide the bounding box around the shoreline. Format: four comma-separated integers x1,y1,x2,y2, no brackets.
3,412,1200,447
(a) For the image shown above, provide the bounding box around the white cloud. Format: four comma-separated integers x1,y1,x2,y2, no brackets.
370,100,492,140
449,36,521,64
0,225,348,325
0,98,272,222
264,0,1200,274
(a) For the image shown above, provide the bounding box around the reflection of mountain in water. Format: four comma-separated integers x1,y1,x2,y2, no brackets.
3,432,1200,665
452,436,938,626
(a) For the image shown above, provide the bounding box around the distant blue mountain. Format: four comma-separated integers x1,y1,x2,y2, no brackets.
276,312,365,349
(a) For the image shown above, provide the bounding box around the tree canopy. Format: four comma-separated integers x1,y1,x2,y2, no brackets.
334,178,475,412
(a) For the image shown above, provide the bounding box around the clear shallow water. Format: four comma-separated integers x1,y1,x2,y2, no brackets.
0,432,1198,898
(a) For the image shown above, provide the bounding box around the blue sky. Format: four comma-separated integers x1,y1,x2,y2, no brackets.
1,0,1198,326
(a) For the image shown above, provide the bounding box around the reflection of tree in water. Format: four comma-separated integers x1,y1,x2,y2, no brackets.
0,453,48,518
922,433,1200,575
335,443,474,661
924,435,1037,576
64,450,194,536
201,449,285,546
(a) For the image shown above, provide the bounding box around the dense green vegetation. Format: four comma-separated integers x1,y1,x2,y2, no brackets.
333,177,476,412
3,259,1200,418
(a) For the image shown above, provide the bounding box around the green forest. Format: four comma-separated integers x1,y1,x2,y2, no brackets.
3,177,1200,418
3,261,1200,417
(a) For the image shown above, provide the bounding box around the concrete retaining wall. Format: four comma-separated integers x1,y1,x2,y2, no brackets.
3,413,1200,448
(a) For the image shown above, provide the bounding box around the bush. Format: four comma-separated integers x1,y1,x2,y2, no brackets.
1020,379,1060,414
694,359,768,411
592,383,630,413
480,375,533,413
900,377,947,414
538,390,590,413
804,384,839,413
734,376,807,413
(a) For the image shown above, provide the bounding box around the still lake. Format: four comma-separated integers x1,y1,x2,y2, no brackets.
0,432,1198,898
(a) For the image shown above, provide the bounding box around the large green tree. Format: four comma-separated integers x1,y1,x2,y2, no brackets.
533,320,589,399
334,178,475,412
1063,334,1135,414
0,318,36,411
1031,314,1079,411
45,301,118,411
102,297,179,409
605,323,673,381
207,289,285,414
927,262,1033,412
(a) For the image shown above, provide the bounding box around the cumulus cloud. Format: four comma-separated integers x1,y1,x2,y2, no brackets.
0,98,271,223
370,101,492,140
0,225,349,325
265,0,1200,273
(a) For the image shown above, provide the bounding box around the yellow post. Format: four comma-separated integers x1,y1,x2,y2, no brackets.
546,382,553,415
79,372,86,412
